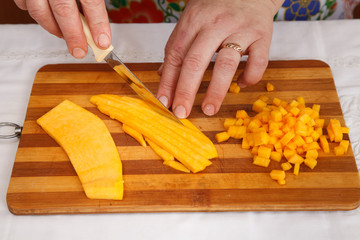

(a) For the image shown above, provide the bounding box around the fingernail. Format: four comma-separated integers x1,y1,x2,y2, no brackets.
174,105,186,119
158,95,168,107
98,33,110,48
203,104,215,116
73,48,86,59
238,82,247,88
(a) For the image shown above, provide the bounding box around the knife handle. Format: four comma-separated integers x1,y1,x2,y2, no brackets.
79,14,114,62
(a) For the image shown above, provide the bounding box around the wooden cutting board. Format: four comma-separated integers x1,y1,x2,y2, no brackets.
7,60,360,214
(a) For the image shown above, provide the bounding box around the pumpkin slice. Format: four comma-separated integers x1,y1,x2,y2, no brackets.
90,94,217,173
37,100,123,200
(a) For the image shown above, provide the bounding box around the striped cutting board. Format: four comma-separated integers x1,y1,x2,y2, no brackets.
6,60,360,214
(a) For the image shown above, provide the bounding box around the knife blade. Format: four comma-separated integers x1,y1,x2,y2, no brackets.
79,15,182,125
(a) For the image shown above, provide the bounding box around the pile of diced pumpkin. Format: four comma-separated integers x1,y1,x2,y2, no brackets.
217,85,350,185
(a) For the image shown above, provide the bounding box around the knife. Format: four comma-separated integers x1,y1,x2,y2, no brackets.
79,15,182,125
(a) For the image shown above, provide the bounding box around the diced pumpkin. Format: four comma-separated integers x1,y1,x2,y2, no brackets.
252,99,267,113
258,95,269,103
334,145,345,156
37,100,124,200
258,145,272,159
270,151,282,162
319,135,330,153
270,170,285,181
227,125,246,139
304,158,317,169
306,149,318,160
224,118,237,130
242,137,250,149
215,131,230,143
229,82,240,93
283,148,296,160
339,140,349,153
280,131,295,146
288,154,304,164
253,131,270,146
266,82,275,92
328,119,343,142
253,156,270,167
281,162,293,171
236,110,249,119
341,127,350,134
293,163,301,176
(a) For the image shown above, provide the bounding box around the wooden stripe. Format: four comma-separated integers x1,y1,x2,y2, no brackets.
17,129,349,148
13,141,353,163
7,172,360,194
36,61,330,73
34,68,332,84
21,116,347,135
26,91,341,108
30,78,336,96
22,103,344,122
10,155,358,178
7,187,360,215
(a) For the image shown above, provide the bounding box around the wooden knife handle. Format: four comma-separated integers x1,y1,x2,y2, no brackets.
79,14,114,62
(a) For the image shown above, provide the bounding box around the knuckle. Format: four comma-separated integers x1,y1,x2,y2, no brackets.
51,0,75,17
165,48,184,68
216,56,239,73
176,88,194,102
159,79,176,92
209,90,225,103
28,8,47,21
183,54,203,73
253,56,269,69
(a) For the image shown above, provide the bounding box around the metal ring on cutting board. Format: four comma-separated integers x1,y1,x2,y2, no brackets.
0,122,22,139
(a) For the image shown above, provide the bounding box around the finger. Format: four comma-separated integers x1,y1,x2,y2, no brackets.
237,39,270,87
156,25,197,108
14,0,27,10
80,0,111,49
25,0,62,38
172,30,224,118
201,46,242,116
49,0,87,59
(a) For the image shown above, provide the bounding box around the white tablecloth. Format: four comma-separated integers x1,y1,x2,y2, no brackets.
1,20,360,240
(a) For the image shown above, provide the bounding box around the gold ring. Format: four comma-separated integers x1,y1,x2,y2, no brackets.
222,43,244,55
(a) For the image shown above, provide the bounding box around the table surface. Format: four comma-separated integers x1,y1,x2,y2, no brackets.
1,20,360,240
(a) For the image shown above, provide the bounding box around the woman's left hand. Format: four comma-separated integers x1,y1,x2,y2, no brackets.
156,0,283,118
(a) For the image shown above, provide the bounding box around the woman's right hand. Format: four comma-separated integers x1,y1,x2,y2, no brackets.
14,0,112,58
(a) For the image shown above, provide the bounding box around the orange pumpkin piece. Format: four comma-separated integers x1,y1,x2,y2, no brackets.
281,162,293,171
215,131,230,143
270,170,285,181
229,82,240,93
319,135,330,153
253,156,270,168
340,140,350,153
258,145,272,159
266,82,275,92
304,158,317,169
252,99,267,113
270,151,282,162
227,125,246,139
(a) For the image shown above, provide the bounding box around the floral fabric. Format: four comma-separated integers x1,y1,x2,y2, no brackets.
106,0,360,23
